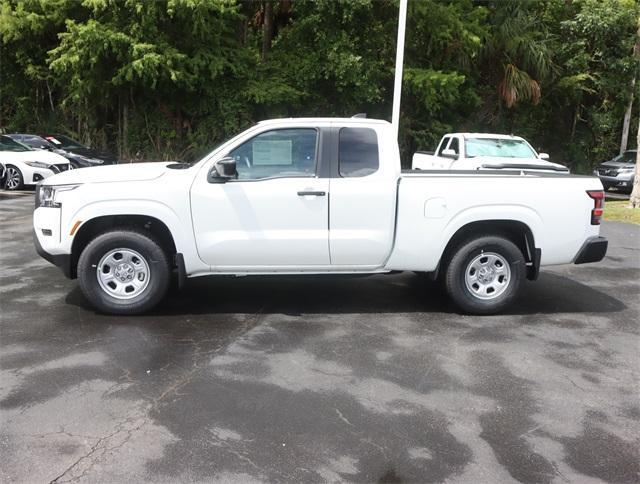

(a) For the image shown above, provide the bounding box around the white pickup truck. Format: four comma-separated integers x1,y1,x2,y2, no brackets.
33,117,607,315
412,133,569,172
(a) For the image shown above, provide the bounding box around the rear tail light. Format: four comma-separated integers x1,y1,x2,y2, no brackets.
587,190,604,225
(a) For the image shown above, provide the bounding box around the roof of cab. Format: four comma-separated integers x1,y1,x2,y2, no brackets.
257,117,390,126
447,133,525,140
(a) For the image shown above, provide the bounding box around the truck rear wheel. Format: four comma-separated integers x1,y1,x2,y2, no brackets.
444,235,525,315
77,230,170,315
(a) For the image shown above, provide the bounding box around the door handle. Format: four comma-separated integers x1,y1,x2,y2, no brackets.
297,191,326,196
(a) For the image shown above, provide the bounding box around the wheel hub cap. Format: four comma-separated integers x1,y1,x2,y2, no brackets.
477,266,496,284
96,248,150,300
464,252,511,300
114,263,135,282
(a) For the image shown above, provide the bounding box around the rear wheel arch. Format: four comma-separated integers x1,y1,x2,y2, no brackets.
71,215,177,278
438,220,536,279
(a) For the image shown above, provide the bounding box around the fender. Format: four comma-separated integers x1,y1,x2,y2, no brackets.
64,199,209,276
386,202,543,272
439,204,544,256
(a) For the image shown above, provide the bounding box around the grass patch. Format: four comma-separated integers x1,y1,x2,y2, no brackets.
604,200,640,225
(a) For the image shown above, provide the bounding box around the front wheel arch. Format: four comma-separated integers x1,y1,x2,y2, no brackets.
71,215,177,279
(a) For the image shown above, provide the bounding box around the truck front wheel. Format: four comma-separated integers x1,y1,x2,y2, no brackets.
444,235,525,315
77,230,170,315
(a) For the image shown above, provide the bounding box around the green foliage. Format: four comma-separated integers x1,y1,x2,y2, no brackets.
0,0,638,170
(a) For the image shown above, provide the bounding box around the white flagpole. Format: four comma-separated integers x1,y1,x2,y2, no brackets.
391,0,408,140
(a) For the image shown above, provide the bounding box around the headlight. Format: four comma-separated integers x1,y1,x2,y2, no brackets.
78,155,103,165
25,161,50,169
35,184,80,208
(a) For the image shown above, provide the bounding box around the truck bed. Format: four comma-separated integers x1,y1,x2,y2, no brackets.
385,170,603,271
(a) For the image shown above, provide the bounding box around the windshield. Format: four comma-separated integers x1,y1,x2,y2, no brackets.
612,151,637,164
20,135,55,150
192,125,258,166
465,138,537,158
0,136,32,152
44,134,86,149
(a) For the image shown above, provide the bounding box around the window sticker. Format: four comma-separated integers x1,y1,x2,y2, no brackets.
46,137,62,145
252,140,292,165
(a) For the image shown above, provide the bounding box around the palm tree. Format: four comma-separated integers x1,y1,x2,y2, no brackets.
484,1,553,108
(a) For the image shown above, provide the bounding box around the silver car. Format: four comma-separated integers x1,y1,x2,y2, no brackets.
595,150,636,193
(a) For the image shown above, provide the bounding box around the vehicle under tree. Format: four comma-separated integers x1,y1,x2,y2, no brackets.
33,118,607,315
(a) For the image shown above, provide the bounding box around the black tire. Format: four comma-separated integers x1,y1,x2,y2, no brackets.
77,230,171,315
444,235,525,315
4,165,24,190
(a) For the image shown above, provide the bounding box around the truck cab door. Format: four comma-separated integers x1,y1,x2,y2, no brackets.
443,136,460,169
435,136,452,169
328,126,397,268
190,127,330,269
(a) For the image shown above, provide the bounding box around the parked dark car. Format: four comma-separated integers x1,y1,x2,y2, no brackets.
7,133,118,168
594,150,636,193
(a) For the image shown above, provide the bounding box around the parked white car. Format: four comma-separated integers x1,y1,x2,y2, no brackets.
34,118,606,315
0,135,72,190
412,133,569,173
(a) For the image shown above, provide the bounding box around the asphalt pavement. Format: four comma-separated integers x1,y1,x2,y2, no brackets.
1,192,639,483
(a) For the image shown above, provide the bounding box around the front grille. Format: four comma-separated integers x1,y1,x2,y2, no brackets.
598,169,618,176
49,164,70,173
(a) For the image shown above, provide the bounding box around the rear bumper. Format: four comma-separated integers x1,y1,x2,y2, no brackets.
573,236,608,265
33,229,73,278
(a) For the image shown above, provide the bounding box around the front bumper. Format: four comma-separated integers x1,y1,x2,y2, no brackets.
573,236,608,265
597,174,634,188
33,229,73,278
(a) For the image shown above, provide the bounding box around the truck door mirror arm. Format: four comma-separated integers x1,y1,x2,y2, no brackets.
208,156,238,183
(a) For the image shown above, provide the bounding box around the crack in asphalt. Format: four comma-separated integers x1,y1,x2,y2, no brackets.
49,412,148,483
44,306,268,482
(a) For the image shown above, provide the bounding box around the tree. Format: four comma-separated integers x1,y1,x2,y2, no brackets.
630,116,640,208
620,11,640,154
0,0,638,171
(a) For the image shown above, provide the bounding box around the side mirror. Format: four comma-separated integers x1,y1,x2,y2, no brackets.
208,156,237,183
441,148,458,159
538,153,549,160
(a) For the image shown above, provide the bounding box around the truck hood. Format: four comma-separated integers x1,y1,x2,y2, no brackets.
475,156,569,172
599,160,635,170
43,161,176,185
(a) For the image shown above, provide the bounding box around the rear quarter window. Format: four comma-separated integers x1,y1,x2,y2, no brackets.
339,127,379,177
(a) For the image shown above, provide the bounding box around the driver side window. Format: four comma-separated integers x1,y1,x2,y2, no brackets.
228,128,318,180
436,136,451,156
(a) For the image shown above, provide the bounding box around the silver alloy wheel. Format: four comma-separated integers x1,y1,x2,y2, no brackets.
96,248,151,299
464,251,511,300
5,167,21,189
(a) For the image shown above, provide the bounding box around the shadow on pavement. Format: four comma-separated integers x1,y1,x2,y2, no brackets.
64,270,626,318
